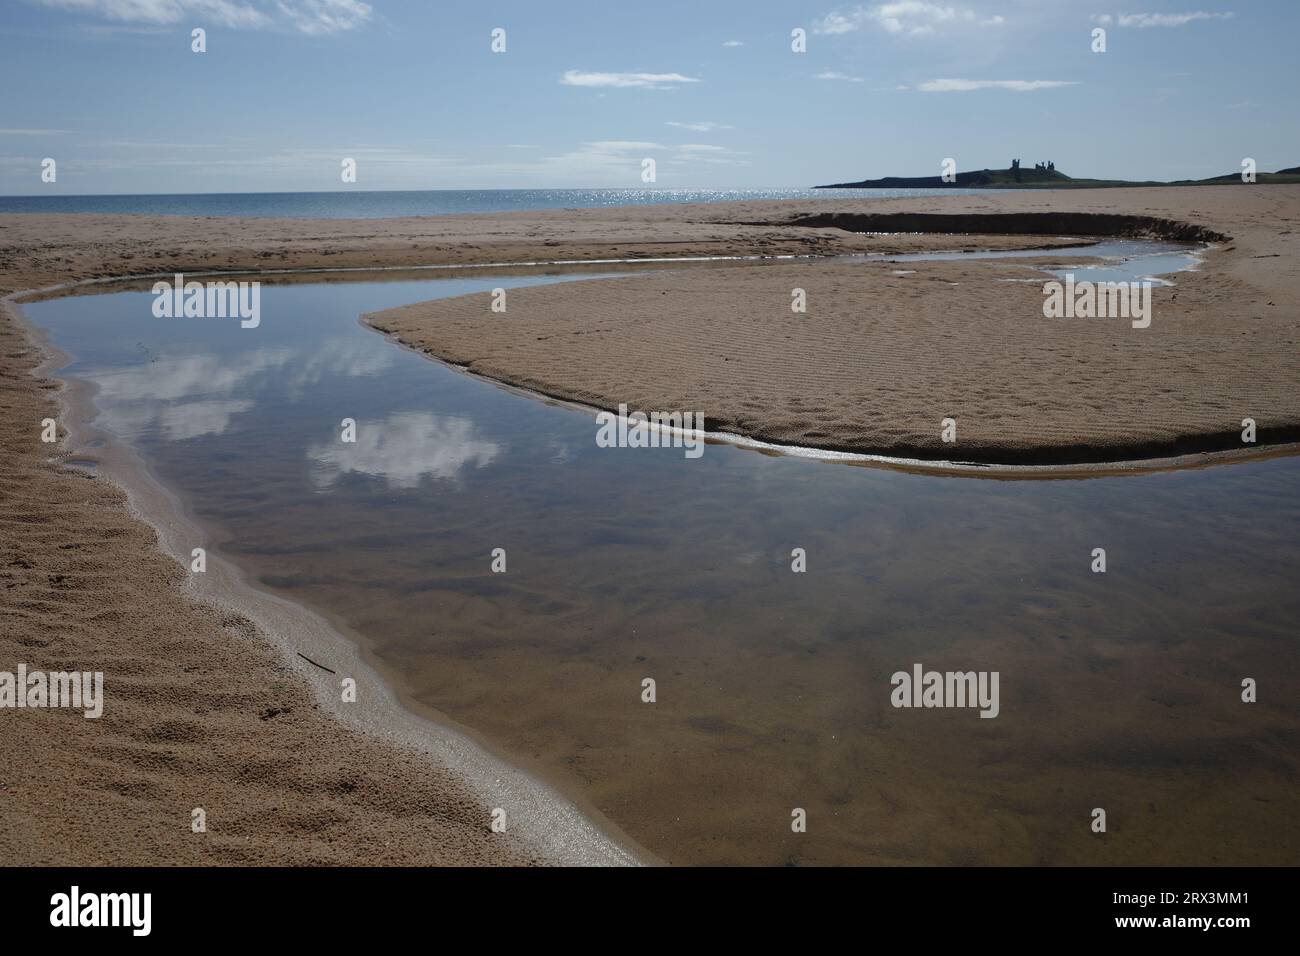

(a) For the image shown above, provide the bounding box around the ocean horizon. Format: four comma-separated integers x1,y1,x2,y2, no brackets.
0,187,988,219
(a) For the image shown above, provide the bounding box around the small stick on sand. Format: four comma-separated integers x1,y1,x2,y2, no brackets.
296,652,337,675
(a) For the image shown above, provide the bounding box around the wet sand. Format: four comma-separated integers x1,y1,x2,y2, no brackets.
0,317,546,864
3,305,659,865
2,185,1296,865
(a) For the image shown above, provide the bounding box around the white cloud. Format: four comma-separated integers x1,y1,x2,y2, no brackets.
38,0,268,28
86,347,289,439
815,7,870,33
560,70,700,89
1113,11,1234,28
0,135,751,191
918,78,1079,92
583,140,664,151
82,340,394,440
722,39,744,46
284,337,394,397
518,140,662,181
275,0,372,35
159,399,256,440
503,139,750,181
665,144,749,167
816,70,865,82
815,3,1004,36
36,0,372,33
666,121,734,132
308,412,501,490
91,348,290,405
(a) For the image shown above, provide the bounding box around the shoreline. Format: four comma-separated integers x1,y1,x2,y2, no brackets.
22,256,1300,476
367,305,1300,478
4,286,650,867
355,189,1299,467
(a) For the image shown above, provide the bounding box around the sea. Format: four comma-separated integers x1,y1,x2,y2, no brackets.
0,187,986,219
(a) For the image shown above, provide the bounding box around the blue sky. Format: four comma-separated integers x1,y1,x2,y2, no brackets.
1,0,1296,193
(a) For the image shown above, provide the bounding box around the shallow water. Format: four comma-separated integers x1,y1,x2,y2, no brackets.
874,239,1202,288
884,238,1188,260
24,258,1300,866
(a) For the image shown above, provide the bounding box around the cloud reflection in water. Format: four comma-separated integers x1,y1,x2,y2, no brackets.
307,411,501,490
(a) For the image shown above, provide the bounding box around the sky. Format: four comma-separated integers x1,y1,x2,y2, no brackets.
1,0,1296,194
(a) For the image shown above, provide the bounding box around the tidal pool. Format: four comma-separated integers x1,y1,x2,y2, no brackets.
23,261,1300,866
881,238,1202,284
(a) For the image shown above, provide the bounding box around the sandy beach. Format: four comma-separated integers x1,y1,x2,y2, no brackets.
366,187,1299,464
2,186,1297,865
0,311,548,864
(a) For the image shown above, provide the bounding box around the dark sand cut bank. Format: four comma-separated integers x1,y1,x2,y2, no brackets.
366,187,1300,465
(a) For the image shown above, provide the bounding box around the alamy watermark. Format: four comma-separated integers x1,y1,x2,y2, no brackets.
595,403,704,459
1,664,103,718
50,886,150,936
891,663,1000,718
1043,273,1152,329
152,274,260,328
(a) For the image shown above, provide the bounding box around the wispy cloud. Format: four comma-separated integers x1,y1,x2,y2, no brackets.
561,70,699,89
0,135,753,189
815,3,1005,36
666,121,733,132
666,143,750,167
581,140,663,151
309,412,500,491
722,39,743,47
0,128,65,136
35,0,372,34
1092,11,1234,28
514,139,749,181
917,78,1079,92
276,0,372,35
816,70,864,82
75,21,173,35
37,0,269,29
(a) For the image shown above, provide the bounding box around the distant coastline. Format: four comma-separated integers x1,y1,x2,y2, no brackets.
0,187,986,220
818,164,1300,189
